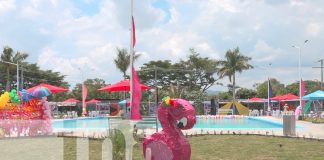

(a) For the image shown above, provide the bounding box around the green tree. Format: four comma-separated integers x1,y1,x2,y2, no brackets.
255,78,285,98
304,80,322,93
160,85,207,115
113,48,140,80
285,82,299,96
71,78,120,101
176,49,219,92
183,90,207,115
236,88,257,99
285,80,319,96
19,63,69,101
1,46,28,91
139,49,219,94
138,60,174,87
216,91,232,100
217,47,253,103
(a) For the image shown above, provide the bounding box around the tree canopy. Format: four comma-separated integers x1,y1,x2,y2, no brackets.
138,49,219,93
0,46,28,91
217,47,253,102
70,78,116,101
255,78,285,98
114,47,141,80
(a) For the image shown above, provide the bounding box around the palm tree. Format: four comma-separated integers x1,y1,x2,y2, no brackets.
1,46,28,91
113,47,141,80
217,47,253,114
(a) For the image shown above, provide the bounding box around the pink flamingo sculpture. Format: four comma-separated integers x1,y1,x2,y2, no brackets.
143,97,196,160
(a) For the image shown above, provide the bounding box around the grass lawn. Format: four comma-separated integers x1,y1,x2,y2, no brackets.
1,135,324,160
133,135,324,160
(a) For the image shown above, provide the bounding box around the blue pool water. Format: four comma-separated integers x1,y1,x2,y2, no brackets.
195,117,282,129
52,117,283,129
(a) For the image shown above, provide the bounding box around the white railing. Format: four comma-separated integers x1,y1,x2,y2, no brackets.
217,109,233,115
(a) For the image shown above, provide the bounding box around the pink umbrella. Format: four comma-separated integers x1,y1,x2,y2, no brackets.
86,99,101,104
281,93,299,100
248,97,264,102
98,79,151,92
27,83,68,93
271,95,283,100
62,98,79,111
63,98,80,103
271,93,299,100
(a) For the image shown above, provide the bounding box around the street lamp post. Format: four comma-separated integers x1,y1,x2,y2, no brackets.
319,59,324,90
313,59,324,90
257,64,272,114
78,68,86,116
292,40,308,109
266,63,272,113
0,60,19,90
155,86,162,107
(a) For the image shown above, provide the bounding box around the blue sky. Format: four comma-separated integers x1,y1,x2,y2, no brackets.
0,0,323,91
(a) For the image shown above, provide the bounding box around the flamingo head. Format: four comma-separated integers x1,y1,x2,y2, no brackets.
162,96,196,130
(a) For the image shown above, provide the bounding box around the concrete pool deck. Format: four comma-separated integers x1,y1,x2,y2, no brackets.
264,116,324,139
49,116,324,140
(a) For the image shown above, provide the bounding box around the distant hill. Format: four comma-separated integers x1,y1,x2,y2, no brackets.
206,90,223,96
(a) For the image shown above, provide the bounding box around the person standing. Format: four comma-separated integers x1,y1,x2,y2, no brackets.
283,104,289,115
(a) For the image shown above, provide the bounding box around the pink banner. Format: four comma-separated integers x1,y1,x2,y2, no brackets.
301,79,305,108
131,66,142,120
132,16,136,47
82,83,88,116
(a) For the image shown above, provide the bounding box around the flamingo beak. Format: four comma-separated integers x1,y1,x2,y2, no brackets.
177,117,187,129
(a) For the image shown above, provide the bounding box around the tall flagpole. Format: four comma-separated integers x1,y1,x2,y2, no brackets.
267,78,270,111
130,0,134,117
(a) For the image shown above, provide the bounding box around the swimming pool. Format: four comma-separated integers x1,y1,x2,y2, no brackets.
195,117,282,129
52,116,284,129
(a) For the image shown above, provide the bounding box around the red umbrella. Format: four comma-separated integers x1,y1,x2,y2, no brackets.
271,95,283,100
63,98,80,103
86,99,101,104
98,79,151,92
62,98,79,111
271,94,299,100
27,83,68,93
248,97,264,102
281,93,299,100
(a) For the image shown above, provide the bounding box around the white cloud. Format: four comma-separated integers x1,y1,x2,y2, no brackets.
88,43,117,65
0,0,16,14
37,47,99,85
217,0,240,13
50,0,58,7
306,23,321,37
21,5,40,18
38,47,76,76
290,0,305,6
250,40,281,62
158,34,183,57
168,7,179,25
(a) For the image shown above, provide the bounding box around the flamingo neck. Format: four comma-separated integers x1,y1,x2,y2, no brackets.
158,106,182,136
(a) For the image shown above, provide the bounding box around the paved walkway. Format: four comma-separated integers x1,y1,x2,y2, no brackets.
267,116,324,139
